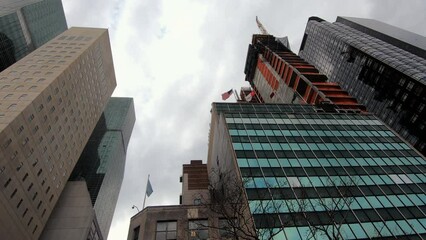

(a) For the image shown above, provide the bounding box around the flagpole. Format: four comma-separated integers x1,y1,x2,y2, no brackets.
233,89,239,101
142,174,150,209
254,89,262,103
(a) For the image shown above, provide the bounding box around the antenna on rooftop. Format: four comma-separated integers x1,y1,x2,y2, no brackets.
256,16,269,35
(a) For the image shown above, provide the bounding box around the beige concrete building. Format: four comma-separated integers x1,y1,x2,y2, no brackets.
39,181,102,240
0,27,116,239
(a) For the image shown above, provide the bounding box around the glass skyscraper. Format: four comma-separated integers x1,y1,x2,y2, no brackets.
298,16,426,156
208,102,426,239
0,0,67,71
70,97,136,239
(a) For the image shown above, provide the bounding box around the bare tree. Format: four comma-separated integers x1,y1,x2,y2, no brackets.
194,168,283,240
286,176,357,240
195,168,357,240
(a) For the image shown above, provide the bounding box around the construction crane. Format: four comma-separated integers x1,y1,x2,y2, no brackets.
256,16,291,50
256,16,269,35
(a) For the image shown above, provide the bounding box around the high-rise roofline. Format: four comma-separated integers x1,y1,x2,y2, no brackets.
337,16,426,58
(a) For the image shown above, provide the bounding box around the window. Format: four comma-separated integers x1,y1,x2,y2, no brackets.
17,199,23,208
132,226,140,240
8,104,17,110
156,221,177,240
189,220,208,240
32,192,38,200
3,138,12,148
17,125,24,135
23,208,28,217
10,188,17,198
4,178,11,188
37,104,44,112
219,219,236,239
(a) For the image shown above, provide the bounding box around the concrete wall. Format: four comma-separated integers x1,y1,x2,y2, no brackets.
181,160,209,205
128,205,221,240
40,181,102,240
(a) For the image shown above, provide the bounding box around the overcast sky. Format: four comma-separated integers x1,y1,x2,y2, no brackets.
61,0,426,239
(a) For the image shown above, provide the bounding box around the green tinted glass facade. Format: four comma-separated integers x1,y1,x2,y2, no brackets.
214,103,426,239
0,13,26,70
70,97,136,238
21,0,67,48
0,0,67,71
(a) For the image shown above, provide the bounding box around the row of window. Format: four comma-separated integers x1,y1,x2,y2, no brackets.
229,129,395,138
228,122,389,131
226,117,382,126
237,157,425,168
233,142,410,152
214,103,314,114
222,110,378,120
232,136,402,145
243,173,424,189
249,193,426,214
236,148,418,158
151,219,231,240
260,217,426,239
57,35,92,42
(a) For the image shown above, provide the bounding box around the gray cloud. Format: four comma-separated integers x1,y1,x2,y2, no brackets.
367,0,426,36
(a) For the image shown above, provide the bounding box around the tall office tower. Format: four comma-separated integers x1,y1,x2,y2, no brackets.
208,102,426,239
69,97,136,239
0,27,116,239
298,16,426,156
0,0,67,72
244,34,365,113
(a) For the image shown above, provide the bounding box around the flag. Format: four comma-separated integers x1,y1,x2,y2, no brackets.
245,90,256,102
221,89,233,100
146,178,153,197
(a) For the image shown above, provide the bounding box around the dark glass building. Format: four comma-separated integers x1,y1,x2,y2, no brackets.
298,16,426,156
70,97,136,239
208,102,426,239
0,0,67,71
